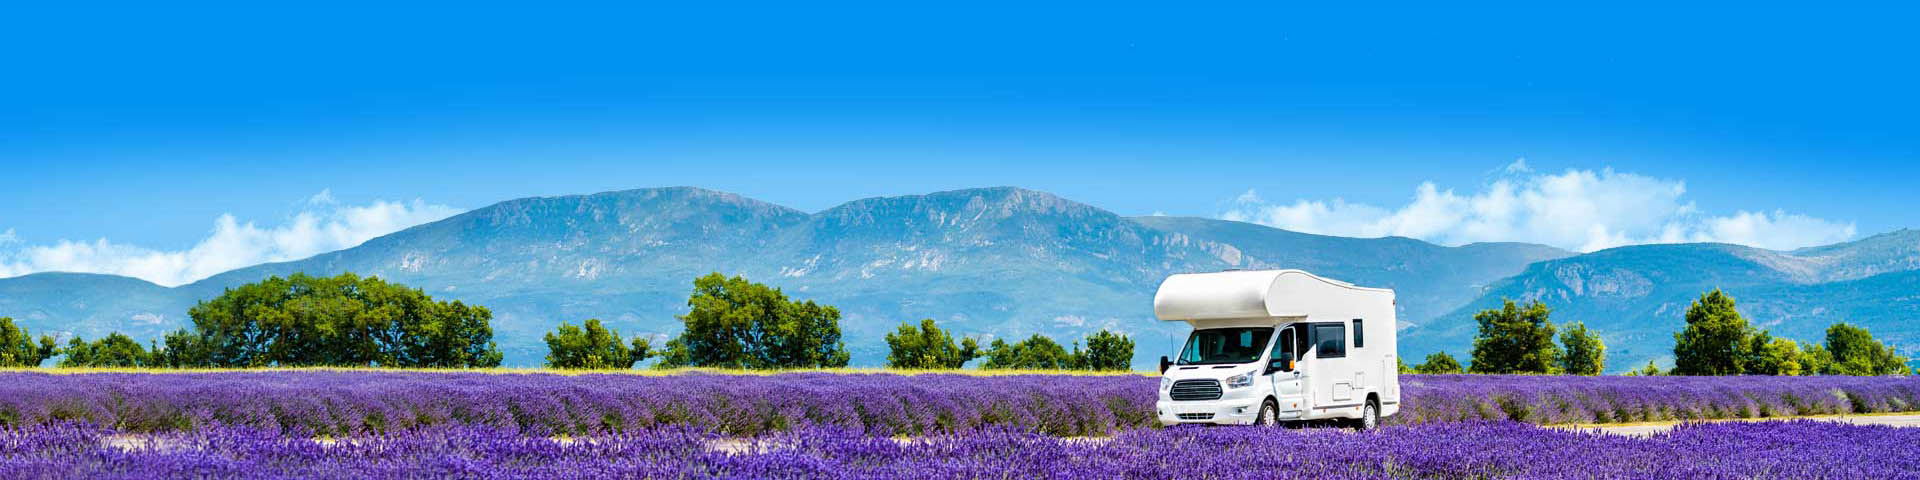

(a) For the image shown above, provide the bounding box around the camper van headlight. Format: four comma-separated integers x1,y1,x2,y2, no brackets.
1224,371,1255,389
1160,376,1174,391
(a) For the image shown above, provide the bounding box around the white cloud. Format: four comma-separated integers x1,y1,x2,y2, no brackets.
0,193,462,287
306,188,337,206
1221,165,1855,252
1504,158,1532,174
1692,210,1856,251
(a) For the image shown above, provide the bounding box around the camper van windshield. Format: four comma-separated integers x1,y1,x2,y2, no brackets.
1176,327,1274,365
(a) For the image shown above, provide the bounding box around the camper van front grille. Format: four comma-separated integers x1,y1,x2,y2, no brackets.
1169,379,1223,401
1176,413,1214,420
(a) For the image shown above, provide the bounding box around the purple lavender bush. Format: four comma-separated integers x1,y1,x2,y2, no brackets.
0,372,1915,436
2,420,1916,479
0,372,1157,436
1399,374,1920,424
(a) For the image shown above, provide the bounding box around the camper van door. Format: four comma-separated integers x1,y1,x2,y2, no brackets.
1309,322,1354,411
1269,324,1307,411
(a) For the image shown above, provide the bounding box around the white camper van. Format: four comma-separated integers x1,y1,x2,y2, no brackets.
1152,269,1399,429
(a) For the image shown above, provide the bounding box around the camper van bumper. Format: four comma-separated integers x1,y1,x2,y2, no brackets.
1155,397,1274,425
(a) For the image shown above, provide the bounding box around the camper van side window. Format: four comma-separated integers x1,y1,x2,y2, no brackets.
1294,324,1309,359
1273,328,1294,362
1314,323,1345,358
1353,319,1364,349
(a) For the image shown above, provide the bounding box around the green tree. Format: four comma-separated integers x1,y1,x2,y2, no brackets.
981,334,1074,369
1468,299,1560,374
630,337,654,367
154,329,213,368
0,317,58,367
884,319,980,369
1074,329,1136,371
1624,360,1663,376
1557,321,1606,375
1744,331,1804,376
1672,289,1752,375
1822,322,1909,376
657,273,850,369
179,273,502,368
57,332,152,368
1799,341,1832,375
1413,351,1464,374
544,319,653,369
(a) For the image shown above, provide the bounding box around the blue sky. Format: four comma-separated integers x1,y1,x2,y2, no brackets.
3,2,1916,285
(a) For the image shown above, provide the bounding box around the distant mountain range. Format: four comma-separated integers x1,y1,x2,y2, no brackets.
1406,230,1920,371
2,187,1914,371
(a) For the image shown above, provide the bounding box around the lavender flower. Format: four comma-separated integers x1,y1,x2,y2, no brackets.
3,420,1916,479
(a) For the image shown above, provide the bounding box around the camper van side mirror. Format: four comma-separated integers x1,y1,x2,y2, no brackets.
1159,356,1172,374
1266,358,1292,374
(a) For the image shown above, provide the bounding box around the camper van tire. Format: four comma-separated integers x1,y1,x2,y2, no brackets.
1256,399,1279,427
1356,397,1380,431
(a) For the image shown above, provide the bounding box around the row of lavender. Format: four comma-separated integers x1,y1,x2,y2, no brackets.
0,372,1915,436
3,421,1916,479
1402,374,1920,424
0,372,1157,437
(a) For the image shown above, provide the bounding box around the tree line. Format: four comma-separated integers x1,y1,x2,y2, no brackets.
7,271,1136,371
1,273,504,368
542,272,1136,371
1408,289,1913,376
1397,299,1605,375
882,319,1133,370
1671,290,1908,376
15,270,1904,376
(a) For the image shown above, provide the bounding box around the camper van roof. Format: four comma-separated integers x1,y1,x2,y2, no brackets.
1152,269,1392,323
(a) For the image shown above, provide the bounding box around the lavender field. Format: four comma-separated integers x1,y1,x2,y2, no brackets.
2,371,1919,479
0,372,1916,436
3,420,1918,479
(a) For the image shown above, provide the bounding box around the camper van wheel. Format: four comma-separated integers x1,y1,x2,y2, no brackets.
1255,399,1278,427
1356,399,1380,431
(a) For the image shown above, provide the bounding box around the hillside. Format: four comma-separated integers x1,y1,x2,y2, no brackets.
1129,216,1570,328
0,272,190,341
0,187,1569,367
1406,230,1920,372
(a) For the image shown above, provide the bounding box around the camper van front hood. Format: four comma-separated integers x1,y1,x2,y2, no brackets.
1160,365,1258,388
